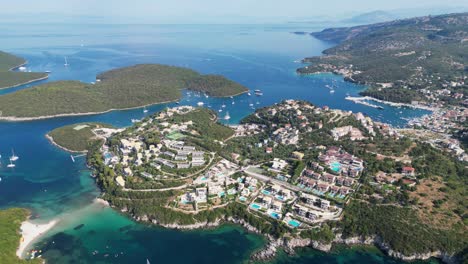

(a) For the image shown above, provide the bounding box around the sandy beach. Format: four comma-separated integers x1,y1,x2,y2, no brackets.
16,219,58,258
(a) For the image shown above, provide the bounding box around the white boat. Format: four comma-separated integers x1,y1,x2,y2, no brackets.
143,107,149,113
330,89,335,94
197,102,204,106
218,109,223,113
131,119,141,123
256,101,260,105
64,56,69,67
249,103,254,107
10,149,19,162
45,70,51,73
7,160,15,168
70,155,75,163
247,92,251,96
232,101,235,105
224,111,231,120
221,104,226,108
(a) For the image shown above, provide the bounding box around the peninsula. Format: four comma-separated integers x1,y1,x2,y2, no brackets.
0,64,248,120
0,51,48,90
0,208,42,264
50,101,467,263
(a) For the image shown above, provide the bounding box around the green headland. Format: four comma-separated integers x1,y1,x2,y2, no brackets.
0,51,48,90
0,208,41,264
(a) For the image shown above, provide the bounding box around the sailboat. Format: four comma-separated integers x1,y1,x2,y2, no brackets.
147,259,150,264
10,149,19,162
224,111,231,120
64,56,69,67
7,160,15,168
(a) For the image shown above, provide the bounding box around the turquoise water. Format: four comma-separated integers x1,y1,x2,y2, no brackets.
288,220,301,228
262,190,271,195
0,23,438,263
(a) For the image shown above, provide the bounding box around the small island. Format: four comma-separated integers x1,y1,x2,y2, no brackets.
50,101,467,263
0,208,42,264
0,64,249,121
0,51,48,90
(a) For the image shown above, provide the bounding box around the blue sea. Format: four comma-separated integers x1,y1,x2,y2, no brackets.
0,23,437,264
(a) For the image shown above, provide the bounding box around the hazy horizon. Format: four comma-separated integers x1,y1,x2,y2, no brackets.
1,0,468,24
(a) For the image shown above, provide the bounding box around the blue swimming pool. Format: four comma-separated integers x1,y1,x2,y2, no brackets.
330,161,341,172
288,219,301,227
250,203,261,210
262,190,271,195
201,176,207,181
239,196,247,202
269,212,280,219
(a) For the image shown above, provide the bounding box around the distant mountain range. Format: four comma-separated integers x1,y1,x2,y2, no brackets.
341,10,397,24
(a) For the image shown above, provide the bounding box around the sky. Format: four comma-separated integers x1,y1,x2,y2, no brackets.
1,0,467,23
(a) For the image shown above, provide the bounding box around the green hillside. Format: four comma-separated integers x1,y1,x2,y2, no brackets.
0,51,48,89
0,64,248,119
298,13,468,104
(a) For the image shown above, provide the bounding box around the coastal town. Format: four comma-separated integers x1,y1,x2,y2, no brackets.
88,100,442,237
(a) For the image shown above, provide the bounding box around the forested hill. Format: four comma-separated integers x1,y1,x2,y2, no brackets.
0,64,248,119
0,51,48,89
298,13,468,105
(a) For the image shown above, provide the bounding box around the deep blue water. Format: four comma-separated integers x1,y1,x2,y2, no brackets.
0,23,436,264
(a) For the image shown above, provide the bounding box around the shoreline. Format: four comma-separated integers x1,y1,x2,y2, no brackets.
0,75,49,90
120,207,457,264
2,60,49,90
45,134,87,154
0,90,248,122
298,69,436,112
346,96,436,111
16,218,58,259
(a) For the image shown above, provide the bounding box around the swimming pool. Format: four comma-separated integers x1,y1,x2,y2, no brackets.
269,212,280,219
275,195,285,201
330,161,341,172
218,191,225,197
288,219,301,228
201,176,207,181
250,203,261,210
262,190,271,195
239,196,247,202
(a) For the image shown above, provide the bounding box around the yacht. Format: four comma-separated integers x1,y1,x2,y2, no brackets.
10,149,19,162
7,160,15,168
247,92,252,96
224,111,231,120
197,102,204,106
64,56,69,67
143,107,149,113
254,90,263,96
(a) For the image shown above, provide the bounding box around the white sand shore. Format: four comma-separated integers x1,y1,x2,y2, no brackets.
16,219,58,258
